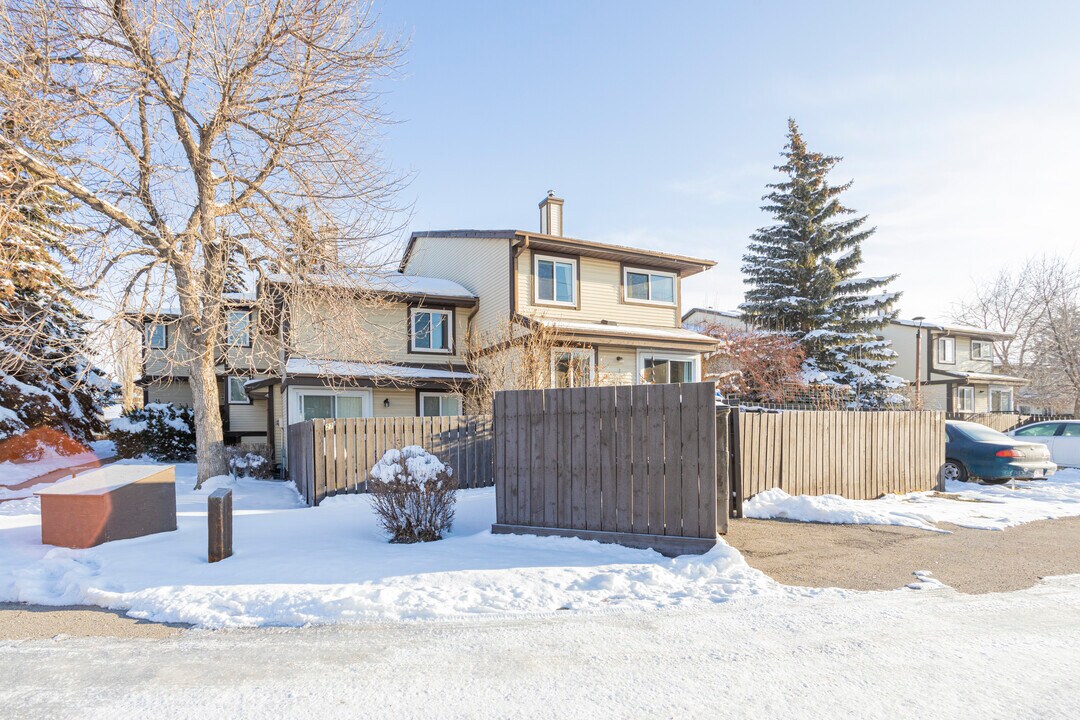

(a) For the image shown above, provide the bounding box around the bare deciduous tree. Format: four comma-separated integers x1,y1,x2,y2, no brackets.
953,256,1080,414
1,0,404,482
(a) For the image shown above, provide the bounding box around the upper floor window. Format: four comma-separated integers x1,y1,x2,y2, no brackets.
146,322,167,349
227,310,253,347
534,254,576,306
937,337,956,364
624,267,676,305
971,340,993,361
551,348,594,388
411,308,452,353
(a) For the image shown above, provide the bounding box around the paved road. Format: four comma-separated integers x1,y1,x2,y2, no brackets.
2,576,1078,719
726,514,1080,593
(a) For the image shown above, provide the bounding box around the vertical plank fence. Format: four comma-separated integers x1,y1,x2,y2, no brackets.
287,415,494,506
492,382,729,556
731,409,945,509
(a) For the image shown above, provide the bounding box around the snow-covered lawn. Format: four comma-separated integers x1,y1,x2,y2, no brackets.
0,461,829,628
745,468,1080,532
0,440,115,496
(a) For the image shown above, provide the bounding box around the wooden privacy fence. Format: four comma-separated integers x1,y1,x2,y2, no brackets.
287,415,494,506
946,412,1073,434
491,381,728,557
732,410,945,512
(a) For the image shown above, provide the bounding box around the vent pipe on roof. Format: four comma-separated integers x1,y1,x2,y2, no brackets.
539,190,564,236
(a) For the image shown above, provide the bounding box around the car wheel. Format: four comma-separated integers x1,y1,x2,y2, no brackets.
942,460,969,483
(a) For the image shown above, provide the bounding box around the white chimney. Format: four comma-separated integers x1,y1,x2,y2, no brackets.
539,190,564,236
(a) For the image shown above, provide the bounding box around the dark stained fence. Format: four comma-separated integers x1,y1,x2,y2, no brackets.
732,409,946,510
492,382,730,557
287,415,493,506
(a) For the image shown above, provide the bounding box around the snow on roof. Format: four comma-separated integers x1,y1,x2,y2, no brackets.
889,317,1014,340
265,271,475,299
284,358,476,381
681,307,741,321
533,319,719,344
939,370,1031,384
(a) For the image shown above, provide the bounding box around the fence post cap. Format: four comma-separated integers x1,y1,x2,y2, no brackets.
209,488,233,500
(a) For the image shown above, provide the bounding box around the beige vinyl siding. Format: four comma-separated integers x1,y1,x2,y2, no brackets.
288,299,469,364
597,346,637,385
372,388,421,417
144,378,194,405
227,397,268,433
274,383,286,464
403,236,510,338
517,252,679,327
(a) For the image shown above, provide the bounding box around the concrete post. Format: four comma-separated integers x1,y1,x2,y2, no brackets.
208,488,233,563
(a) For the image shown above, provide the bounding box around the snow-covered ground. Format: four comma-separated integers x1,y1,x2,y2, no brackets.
0,440,115,495
4,575,1080,720
1,462,833,628
745,468,1080,532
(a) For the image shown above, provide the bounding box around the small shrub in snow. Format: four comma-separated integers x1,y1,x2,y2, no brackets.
368,446,457,543
227,444,274,479
109,403,196,461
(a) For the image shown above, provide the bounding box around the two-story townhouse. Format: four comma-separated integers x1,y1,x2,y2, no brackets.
880,318,1029,412
399,192,720,389
137,192,721,469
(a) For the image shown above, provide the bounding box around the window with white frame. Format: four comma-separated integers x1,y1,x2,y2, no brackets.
971,340,993,361
227,376,250,405
146,322,167,349
956,386,974,412
551,348,594,388
410,308,452,353
938,336,956,364
623,267,676,305
226,309,253,347
534,254,577,305
419,392,462,417
294,390,368,421
638,351,699,385
990,387,1013,412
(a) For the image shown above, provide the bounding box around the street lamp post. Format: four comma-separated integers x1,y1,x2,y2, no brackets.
913,316,926,410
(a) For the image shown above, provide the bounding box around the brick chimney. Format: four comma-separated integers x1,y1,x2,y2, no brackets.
539,190,564,236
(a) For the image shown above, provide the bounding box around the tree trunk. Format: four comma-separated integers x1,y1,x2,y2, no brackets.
1073,394,1080,418
188,351,228,488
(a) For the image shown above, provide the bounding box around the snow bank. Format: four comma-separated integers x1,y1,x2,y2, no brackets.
745,469,1080,532
0,461,828,628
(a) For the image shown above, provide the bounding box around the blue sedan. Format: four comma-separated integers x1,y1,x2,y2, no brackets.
944,421,1057,484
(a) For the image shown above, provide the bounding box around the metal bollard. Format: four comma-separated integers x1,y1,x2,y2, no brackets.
208,488,233,563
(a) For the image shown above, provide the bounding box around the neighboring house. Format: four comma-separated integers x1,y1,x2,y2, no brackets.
399,192,719,390
681,307,749,333
880,318,1029,412
138,276,479,465
136,192,720,467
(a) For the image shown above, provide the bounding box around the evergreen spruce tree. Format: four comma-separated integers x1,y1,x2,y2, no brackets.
1,146,116,459
740,119,903,406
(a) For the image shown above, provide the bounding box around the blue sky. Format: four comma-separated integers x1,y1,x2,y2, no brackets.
374,1,1080,321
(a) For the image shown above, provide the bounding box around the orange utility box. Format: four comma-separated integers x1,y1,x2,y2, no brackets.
35,464,177,548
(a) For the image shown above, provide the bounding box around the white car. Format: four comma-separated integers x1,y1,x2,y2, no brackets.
1007,420,1080,468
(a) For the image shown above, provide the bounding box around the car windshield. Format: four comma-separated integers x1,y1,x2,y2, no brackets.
953,423,1012,443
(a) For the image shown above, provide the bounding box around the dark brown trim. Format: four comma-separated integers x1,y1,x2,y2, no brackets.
266,385,276,459
528,248,582,311
405,303,458,356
